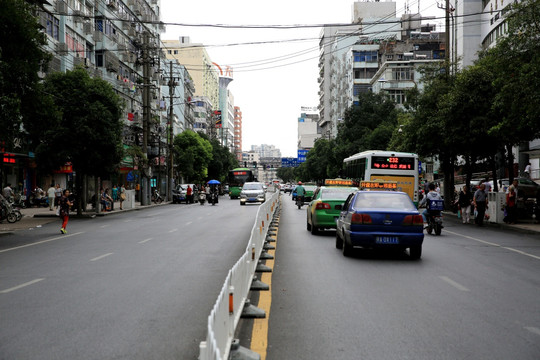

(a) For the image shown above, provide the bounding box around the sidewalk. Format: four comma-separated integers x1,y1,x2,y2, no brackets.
0,200,168,236
443,210,540,235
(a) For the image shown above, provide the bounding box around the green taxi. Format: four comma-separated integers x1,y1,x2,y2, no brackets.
306,181,358,235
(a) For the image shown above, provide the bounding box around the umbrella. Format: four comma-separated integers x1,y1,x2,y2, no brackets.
207,180,221,185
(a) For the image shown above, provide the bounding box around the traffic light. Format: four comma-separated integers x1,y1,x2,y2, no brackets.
253,161,257,168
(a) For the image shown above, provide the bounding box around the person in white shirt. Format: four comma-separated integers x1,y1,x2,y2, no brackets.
47,184,56,211
524,162,531,178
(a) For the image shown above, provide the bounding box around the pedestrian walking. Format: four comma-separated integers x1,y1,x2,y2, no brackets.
59,189,73,234
54,184,63,207
112,185,118,202
473,183,489,226
119,184,126,210
458,185,473,224
47,183,56,211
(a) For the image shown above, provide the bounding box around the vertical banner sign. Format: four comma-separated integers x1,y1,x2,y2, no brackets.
214,110,222,128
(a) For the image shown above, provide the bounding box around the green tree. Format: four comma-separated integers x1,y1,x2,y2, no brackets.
0,0,51,151
173,130,212,182
276,166,295,183
303,138,339,183
477,0,540,179
401,64,458,205
334,92,400,162
37,68,124,213
206,137,238,182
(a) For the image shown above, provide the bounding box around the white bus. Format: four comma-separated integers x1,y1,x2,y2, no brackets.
343,150,420,205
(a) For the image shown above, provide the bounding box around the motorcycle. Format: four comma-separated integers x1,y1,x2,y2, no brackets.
28,188,49,207
426,199,444,235
210,192,217,206
152,189,163,204
12,192,26,208
296,195,304,209
199,192,206,205
0,198,18,223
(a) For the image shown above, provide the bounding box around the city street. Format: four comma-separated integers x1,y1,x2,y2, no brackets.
0,197,259,360
260,197,540,360
2,195,540,359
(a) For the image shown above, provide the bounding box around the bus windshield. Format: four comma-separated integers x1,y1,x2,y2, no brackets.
228,168,255,199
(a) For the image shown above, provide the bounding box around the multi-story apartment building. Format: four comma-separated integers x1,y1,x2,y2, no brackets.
298,113,321,150
162,37,219,115
234,106,243,161
32,0,167,190
191,96,213,135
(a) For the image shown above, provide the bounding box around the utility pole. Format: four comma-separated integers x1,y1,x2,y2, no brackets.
168,60,175,201
142,31,151,205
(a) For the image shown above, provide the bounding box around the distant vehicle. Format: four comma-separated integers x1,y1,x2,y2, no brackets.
306,186,358,234
335,190,424,259
282,184,292,193
172,185,187,204
292,185,316,202
228,168,255,199
343,150,420,206
499,178,539,199
240,182,266,205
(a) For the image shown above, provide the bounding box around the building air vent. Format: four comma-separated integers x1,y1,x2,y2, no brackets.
56,1,68,15
56,42,69,56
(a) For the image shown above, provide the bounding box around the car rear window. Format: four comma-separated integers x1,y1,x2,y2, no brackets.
353,192,416,211
322,188,356,200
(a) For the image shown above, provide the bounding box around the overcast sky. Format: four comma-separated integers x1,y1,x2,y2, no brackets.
160,0,444,157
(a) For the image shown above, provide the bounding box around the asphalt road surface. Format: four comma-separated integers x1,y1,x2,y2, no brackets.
262,196,540,360
0,197,260,360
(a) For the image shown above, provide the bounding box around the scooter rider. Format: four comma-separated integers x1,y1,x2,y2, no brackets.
295,181,305,205
419,182,443,225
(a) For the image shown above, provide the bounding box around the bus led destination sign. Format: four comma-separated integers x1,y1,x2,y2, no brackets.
371,156,414,170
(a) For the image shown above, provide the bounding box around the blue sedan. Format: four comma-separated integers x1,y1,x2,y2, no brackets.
335,191,424,259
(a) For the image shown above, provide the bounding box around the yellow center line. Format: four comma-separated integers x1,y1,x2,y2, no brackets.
251,217,279,360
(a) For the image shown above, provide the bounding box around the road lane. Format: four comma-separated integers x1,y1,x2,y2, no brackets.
0,197,260,360
263,198,540,360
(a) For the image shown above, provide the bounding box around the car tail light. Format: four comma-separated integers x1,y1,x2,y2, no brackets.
315,202,331,210
351,213,372,225
403,215,423,226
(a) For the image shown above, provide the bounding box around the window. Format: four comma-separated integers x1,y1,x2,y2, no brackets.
167,50,172,54
45,13,60,40
96,49,105,67
392,67,413,80
174,50,178,55
353,51,378,63
388,90,406,104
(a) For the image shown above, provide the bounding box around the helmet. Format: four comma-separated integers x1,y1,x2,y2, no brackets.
298,181,302,185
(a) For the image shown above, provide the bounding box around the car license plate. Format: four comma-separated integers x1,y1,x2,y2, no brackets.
249,198,256,201
376,236,399,244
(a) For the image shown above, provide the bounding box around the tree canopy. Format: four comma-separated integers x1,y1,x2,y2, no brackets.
173,130,213,183
0,0,51,151
37,68,124,177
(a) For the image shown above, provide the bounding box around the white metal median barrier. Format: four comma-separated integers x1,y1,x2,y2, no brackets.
199,192,280,360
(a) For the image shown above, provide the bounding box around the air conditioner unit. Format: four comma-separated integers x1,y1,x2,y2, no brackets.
56,43,69,56
93,31,103,42
56,1,68,15
74,57,90,67
83,22,93,34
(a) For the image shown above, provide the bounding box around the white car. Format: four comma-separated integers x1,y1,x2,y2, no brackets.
240,182,266,205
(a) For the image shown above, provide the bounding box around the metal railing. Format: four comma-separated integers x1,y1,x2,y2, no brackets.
199,190,280,360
